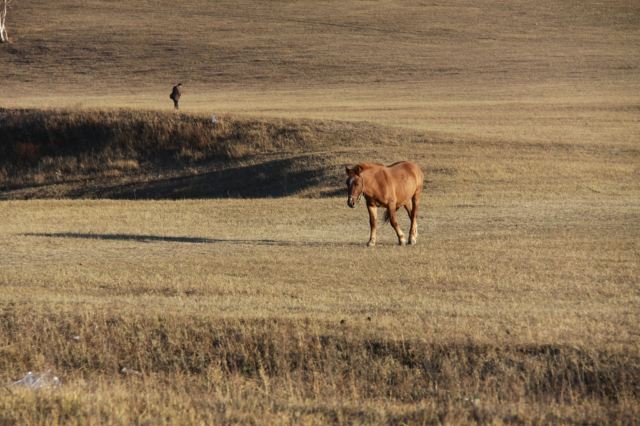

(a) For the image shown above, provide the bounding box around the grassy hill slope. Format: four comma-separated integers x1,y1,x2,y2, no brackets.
0,108,420,198
2,107,637,200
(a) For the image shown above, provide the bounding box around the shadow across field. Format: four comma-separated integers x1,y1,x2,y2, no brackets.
1,154,345,200
84,157,336,199
22,232,360,247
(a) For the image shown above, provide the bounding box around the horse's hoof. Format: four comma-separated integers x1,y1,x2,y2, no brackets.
367,241,376,247
398,239,406,246
408,239,417,245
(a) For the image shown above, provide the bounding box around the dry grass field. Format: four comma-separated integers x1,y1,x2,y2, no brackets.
1,0,639,424
1,192,638,424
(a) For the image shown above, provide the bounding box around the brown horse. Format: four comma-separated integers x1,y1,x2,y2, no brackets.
345,161,424,246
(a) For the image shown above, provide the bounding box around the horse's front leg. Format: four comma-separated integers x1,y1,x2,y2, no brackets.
387,203,406,245
367,203,378,247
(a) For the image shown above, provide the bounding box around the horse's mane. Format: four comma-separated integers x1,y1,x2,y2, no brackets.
358,162,384,168
357,162,385,172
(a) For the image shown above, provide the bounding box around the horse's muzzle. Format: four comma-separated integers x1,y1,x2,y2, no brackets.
347,197,356,208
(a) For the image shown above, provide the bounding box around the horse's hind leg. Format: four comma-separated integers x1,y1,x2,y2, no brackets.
404,201,413,241
408,193,420,245
388,203,406,245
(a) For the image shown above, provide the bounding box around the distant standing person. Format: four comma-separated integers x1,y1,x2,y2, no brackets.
170,83,182,110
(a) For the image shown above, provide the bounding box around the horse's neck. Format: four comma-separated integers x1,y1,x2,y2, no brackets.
362,169,382,200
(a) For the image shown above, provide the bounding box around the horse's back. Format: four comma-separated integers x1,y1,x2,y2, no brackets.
388,161,423,186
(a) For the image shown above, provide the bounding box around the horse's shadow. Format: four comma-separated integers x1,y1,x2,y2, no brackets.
21,232,360,247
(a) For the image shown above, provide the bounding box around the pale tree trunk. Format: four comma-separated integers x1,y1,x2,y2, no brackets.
0,0,12,43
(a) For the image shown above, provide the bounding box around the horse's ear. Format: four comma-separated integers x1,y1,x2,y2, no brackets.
345,165,362,176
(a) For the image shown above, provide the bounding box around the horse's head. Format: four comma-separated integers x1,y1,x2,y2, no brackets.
345,165,365,208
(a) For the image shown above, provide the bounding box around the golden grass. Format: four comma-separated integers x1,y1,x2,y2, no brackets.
1,192,638,424
1,0,639,423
